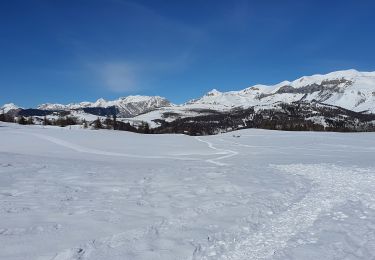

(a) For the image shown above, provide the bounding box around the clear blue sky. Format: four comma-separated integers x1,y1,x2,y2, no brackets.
1,0,375,107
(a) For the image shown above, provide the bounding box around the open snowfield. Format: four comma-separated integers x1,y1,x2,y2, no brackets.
1,123,375,260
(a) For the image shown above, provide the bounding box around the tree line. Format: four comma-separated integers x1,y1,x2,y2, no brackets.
0,113,152,133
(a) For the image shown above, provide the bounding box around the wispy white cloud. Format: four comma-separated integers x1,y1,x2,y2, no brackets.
91,52,192,93
96,62,139,92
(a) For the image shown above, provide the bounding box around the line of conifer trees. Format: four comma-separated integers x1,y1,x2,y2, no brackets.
0,113,152,133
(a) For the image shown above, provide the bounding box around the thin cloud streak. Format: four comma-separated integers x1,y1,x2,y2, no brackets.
90,52,192,93
98,62,139,92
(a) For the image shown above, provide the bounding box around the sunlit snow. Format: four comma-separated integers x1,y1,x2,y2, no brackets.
1,123,375,259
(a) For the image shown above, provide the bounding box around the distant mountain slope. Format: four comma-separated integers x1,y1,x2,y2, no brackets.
37,95,172,117
188,69,375,114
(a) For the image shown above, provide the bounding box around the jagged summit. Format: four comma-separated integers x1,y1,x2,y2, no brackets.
37,95,172,117
206,89,222,96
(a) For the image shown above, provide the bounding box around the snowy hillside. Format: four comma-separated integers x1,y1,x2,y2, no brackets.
1,123,375,259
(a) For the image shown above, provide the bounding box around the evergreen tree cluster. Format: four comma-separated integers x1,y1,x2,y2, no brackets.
0,113,15,123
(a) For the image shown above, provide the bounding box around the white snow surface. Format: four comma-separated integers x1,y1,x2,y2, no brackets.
1,123,375,259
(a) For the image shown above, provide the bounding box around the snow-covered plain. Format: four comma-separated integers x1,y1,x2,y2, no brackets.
1,123,375,260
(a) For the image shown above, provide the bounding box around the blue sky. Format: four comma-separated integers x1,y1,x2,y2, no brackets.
1,0,375,107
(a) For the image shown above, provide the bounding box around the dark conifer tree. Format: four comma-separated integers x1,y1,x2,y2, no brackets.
113,113,117,130
93,117,103,129
56,116,66,127
18,116,27,125
27,117,34,125
0,109,5,122
142,122,150,134
104,116,113,129
82,119,88,129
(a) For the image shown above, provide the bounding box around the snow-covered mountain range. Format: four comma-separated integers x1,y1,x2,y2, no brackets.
36,95,172,117
187,69,375,113
2,69,375,133
131,69,375,127
3,69,375,116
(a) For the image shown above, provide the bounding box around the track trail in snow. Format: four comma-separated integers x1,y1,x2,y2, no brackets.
220,138,375,154
31,133,199,161
200,164,375,260
194,136,238,166
29,132,239,166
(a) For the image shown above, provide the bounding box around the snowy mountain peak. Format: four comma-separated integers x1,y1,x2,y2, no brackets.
206,89,221,96
288,69,375,89
93,98,108,107
118,95,167,103
96,98,107,103
1,103,20,113
38,103,72,110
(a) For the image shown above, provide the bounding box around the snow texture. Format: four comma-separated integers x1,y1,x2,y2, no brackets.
1,122,375,259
